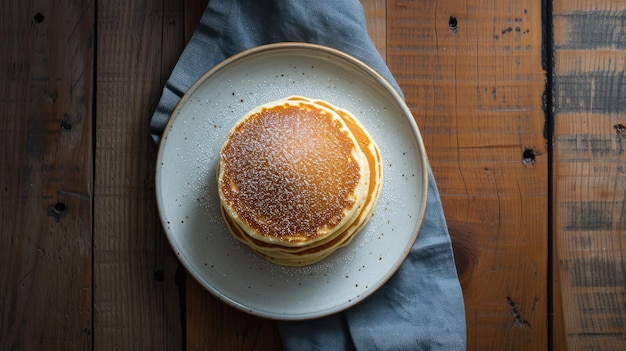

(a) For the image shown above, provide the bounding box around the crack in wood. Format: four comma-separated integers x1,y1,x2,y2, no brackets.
506,296,532,328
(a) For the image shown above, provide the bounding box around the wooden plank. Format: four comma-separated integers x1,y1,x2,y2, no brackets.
362,0,388,60
93,0,184,349
184,0,208,41
552,1,626,349
0,0,94,349
386,0,548,349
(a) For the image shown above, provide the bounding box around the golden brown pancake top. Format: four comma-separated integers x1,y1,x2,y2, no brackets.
219,101,363,243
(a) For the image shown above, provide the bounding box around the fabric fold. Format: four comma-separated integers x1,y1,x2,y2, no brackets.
150,1,466,350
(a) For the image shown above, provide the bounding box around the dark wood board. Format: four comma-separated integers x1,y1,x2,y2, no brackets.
0,1,94,349
93,0,184,349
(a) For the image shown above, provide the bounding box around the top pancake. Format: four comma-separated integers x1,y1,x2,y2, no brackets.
218,97,370,247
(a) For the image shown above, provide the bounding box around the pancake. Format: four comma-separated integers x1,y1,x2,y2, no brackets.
218,97,370,246
217,96,382,266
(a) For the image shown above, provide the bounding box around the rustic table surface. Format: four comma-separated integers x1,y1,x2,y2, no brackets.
2,0,625,349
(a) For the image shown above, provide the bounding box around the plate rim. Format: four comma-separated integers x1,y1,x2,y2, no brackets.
155,42,429,320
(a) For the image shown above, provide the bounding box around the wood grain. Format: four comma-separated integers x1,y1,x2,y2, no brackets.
0,1,94,349
94,0,184,349
362,0,388,61
552,0,626,349
385,0,548,349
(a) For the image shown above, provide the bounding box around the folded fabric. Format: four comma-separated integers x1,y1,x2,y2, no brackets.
150,1,466,350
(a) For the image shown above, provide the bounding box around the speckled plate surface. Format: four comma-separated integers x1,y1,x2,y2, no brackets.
155,43,428,320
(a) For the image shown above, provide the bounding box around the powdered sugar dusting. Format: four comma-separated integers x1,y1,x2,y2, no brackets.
220,102,362,239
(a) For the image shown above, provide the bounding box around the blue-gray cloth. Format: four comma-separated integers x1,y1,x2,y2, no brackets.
150,1,466,350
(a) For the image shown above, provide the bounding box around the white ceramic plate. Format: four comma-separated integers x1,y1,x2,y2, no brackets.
156,43,428,320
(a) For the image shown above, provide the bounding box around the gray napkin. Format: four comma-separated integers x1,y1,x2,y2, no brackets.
150,1,466,350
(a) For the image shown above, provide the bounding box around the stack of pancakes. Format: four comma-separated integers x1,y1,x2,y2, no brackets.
217,96,382,266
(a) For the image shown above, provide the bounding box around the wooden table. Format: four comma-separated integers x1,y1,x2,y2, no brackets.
2,0,625,349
